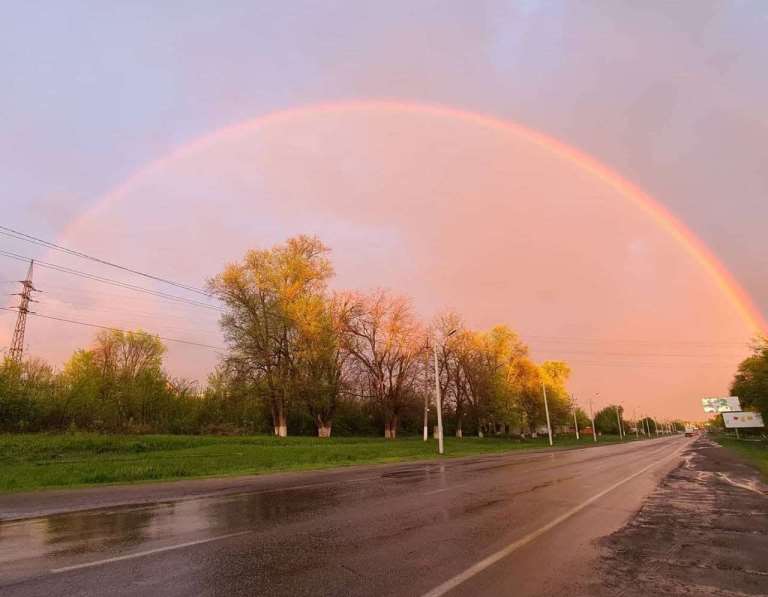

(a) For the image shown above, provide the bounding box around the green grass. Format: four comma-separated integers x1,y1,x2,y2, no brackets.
0,432,634,493
713,435,768,480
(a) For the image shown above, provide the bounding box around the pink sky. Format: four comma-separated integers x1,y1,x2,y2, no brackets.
2,106,759,421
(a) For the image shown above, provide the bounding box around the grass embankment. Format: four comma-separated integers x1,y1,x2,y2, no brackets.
713,435,768,480
0,432,633,493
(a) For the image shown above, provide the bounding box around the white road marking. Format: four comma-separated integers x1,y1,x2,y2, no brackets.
50,531,252,574
420,441,690,597
422,484,467,496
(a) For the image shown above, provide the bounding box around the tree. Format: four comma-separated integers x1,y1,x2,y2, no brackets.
209,235,334,437
730,336,768,421
60,330,168,430
90,329,165,381
637,416,656,435
0,357,57,431
595,404,626,435
431,312,465,437
292,293,352,437
510,357,545,436
454,326,529,436
573,407,591,430
540,361,572,429
344,290,424,439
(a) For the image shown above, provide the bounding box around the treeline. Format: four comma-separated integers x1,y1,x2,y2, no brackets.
0,236,648,438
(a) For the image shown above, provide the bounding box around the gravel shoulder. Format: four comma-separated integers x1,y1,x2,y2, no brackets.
595,435,768,596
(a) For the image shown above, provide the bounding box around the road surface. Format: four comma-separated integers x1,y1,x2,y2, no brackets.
0,436,687,596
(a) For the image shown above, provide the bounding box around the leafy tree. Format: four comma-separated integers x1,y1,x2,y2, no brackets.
292,293,352,437
209,235,333,437
540,361,573,428
569,405,591,430
510,357,546,436
730,336,768,421
61,330,168,430
595,404,626,435
636,416,657,435
0,357,57,431
454,326,528,436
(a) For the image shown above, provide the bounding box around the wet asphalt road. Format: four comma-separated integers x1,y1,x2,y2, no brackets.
0,436,687,596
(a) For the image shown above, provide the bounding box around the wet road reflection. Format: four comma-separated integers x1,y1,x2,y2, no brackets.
0,481,352,579
0,438,683,595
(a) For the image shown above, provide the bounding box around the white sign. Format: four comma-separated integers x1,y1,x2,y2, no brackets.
723,411,765,429
702,396,741,413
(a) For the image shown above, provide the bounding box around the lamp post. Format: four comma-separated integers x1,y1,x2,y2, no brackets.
633,407,639,440
423,350,430,442
433,328,456,455
590,396,597,442
542,382,553,446
615,405,624,440
571,395,580,441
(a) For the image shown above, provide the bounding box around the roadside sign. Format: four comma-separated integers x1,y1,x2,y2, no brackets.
702,396,741,413
723,411,765,428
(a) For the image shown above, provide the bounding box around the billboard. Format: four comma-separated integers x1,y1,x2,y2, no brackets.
723,412,765,429
702,396,741,413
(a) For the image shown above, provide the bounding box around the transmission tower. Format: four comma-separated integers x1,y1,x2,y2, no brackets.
8,260,39,363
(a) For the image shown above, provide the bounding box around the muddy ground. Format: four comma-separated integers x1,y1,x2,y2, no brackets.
595,436,768,596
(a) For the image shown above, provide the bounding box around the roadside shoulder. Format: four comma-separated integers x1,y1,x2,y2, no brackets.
595,436,768,596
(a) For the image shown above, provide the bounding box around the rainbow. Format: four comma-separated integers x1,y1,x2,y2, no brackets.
68,100,767,333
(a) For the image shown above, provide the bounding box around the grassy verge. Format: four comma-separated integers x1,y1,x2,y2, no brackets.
713,435,768,480
0,432,637,493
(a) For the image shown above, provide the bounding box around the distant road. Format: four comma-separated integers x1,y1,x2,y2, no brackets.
0,436,686,596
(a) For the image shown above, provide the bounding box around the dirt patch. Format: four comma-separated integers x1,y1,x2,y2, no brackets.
595,436,768,596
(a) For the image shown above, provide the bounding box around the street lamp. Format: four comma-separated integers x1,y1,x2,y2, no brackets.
590,393,599,442
542,382,553,446
633,407,639,440
434,328,456,455
615,405,624,440
571,394,580,441
423,348,430,442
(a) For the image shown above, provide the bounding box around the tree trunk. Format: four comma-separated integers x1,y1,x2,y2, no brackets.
273,403,287,437
384,414,398,439
315,414,332,438
455,415,463,438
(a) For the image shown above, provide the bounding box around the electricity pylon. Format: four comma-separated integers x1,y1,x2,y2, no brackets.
8,260,39,363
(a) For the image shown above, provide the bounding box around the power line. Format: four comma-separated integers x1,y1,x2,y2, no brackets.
519,332,752,346
37,302,221,338
20,310,225,351
0,249,224,312
0,225,211,296
2,305,748,367
527,347,748,359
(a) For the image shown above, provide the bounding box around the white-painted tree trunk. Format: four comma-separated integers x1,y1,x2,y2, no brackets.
273,410,287,437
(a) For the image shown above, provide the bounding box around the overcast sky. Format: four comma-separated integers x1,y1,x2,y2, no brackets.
2,1,767,419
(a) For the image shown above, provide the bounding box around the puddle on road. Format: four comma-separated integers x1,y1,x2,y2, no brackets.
0,482,346,568
0,460,460,570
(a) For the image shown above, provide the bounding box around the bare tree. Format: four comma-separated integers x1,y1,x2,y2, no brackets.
344,290,425,439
